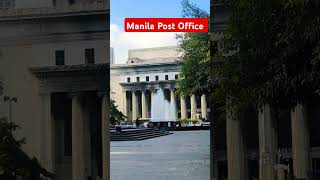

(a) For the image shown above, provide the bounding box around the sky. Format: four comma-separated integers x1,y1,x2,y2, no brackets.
111,0,210,64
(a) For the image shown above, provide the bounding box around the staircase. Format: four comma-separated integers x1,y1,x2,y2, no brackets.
110,128,173,141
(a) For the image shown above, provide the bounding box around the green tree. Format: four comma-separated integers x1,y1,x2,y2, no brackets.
0,117,54,180
213,0,320,114
177,0,211,97
110,100,126,125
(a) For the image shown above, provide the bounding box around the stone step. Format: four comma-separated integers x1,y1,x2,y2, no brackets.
110,128,173,141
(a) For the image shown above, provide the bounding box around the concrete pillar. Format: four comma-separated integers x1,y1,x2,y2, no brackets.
132,91,138,121
170,89,177,120
72,95,85,180
190,94,197,119
291,104,309,179
101,95,110,180
201,94,208,120
226,105,246,180
258,104,277,180
141,91,147,119
180,96,187,119
40,94,55,173
122,91,127,118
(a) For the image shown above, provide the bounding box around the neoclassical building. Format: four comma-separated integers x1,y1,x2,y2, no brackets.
111,46,210,122
0,1,110,180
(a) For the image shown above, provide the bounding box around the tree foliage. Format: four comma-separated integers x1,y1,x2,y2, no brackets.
0,117,54,180
177,0,211,97
110,100,126,125
213,0,320,113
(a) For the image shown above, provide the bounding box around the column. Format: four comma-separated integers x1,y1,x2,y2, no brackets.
291,104,309,179
122,91,127,118
180,96,187,119
141,91,147,119
226,104,246,180
40,94,55,173
258,104,277,180
190,94,197,119
101,95,110,180
72,95,85,180
201,94,208,120
170,89,177,120
132,91,138,121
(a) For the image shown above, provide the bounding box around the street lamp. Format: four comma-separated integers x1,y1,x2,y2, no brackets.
4,96,17,122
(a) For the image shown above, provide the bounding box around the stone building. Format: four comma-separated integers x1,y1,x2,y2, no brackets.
111,46,211,122
0,1,110,180
210,1,320,180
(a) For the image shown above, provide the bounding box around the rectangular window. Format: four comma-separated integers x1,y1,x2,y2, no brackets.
165,75,169,80
136,77,140,82
175,74,179,80
127,77,131,83
146,76,149,81
155,76,159,81
68,0,75,5
55,50,65,65
85,48,95,64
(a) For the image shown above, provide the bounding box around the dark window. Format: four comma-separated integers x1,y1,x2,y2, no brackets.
127,77,130,83
155,76,159,81
165,75,169,80
52,0,56,6
136,77,140,82
55,50,65,65
68,0,75,5
175,74,179,80
85,48,95,64
146,76,149,81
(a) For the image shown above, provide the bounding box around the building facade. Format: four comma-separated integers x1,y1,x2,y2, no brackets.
111,46,210,122
0,1,110,180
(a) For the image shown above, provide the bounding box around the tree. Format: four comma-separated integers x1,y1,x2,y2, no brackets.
213,0,320,114
110,100,126,125
177,0,211,97
0,117,54,180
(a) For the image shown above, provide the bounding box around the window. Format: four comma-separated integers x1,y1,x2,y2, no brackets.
55,50,65,65
175,74,179,80
155,76,159,81
52,0,56,6
146,76,149,82
68,0,75,5
127,77,131,83
136,77,140,82
85,48,95,64
165,75,169,80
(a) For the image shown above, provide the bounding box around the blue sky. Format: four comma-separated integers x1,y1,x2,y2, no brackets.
111,0,210,64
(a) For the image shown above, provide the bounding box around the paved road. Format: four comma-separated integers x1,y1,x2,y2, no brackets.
111,130,210,180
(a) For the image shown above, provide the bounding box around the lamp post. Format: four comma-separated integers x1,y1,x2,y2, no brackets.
4,96,17,122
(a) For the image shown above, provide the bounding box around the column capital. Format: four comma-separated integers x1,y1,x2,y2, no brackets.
68,92,85,99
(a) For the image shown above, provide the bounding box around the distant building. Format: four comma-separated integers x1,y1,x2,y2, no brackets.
111,46,211,122
110,47,115,64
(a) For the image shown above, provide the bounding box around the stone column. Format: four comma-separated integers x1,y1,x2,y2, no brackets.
226,104,246,180
170,89,177,120
122,91,127,118
40,94,55,173
258,104,277,180
141,91,147,119
101,95,110,180
201,94,208,120
132,91,138,121
190,95,197,119
72,94,85,180
291,104,309,179
180,96,187,119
